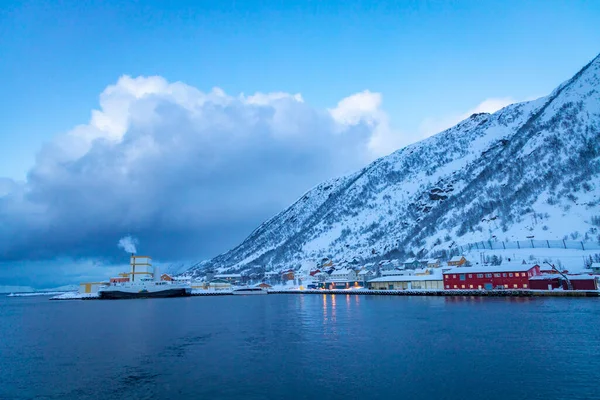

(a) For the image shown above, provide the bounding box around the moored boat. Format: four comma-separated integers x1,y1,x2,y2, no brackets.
98,254,191,299
99,279,191,299
231,286,268,295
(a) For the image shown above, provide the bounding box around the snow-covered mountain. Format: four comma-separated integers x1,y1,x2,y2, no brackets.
187,53,600,276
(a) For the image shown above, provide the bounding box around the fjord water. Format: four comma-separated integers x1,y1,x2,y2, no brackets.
1,295,598,400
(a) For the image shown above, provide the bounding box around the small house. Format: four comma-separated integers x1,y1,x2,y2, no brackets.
427,259,440,268
590,263,600,274
447,256,467,267
256,282,272,289
403,258,421,269
414,268,431,276
282,270,295,281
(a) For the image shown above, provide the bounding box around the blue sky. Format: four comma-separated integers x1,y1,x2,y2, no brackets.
2,0,599,180
0,0,599,287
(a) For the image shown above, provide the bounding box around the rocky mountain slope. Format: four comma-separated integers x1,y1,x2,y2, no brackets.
188,53,600,276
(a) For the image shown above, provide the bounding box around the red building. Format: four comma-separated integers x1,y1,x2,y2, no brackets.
443,264,541,290
529,274,598,290
529,275,562,290
563,275,598,290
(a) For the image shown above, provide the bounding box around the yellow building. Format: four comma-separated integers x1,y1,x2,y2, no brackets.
79,282,108,294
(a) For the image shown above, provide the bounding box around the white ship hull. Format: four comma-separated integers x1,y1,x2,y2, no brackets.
231,288,268,295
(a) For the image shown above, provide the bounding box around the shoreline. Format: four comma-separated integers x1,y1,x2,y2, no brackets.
45,288,600,300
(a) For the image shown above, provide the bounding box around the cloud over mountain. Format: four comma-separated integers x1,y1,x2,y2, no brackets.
0,76,399,269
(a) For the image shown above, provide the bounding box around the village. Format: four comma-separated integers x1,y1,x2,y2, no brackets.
73,253,600,298
196,255,600,293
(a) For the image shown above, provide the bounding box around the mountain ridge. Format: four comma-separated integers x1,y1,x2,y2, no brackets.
188,53,600,276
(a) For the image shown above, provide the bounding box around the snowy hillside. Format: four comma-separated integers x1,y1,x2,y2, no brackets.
187,53,600,277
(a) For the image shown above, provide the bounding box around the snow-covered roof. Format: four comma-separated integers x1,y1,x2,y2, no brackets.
331,268,354,274
449,256,465,262
444,263,537,274
358,270,372,275
368,275,443,283
381,269,412,276
591,263,600,269
404,258,416,263
428,259,440,264
530,274,597,281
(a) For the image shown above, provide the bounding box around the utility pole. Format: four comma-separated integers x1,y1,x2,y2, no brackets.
544,261,572,290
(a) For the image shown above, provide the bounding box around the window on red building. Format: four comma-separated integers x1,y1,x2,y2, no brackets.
468,274,472,278
494,273,501,277
485,273,492,278
477,274,483,278
509,273,513,277
502,273,507,277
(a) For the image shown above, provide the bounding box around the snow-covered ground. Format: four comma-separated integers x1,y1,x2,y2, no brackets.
49,292,98,300
7,291,68,297
462,247,597,273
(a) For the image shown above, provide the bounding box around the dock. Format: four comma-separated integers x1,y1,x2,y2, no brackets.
267,289,599,297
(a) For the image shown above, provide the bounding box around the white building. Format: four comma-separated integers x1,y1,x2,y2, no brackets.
357,269,374,281
329,268,357,281
368,275,444,290
214,274,242,284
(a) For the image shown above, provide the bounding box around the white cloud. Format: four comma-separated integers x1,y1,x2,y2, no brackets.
328,90,405,157
1,76,402,281
419,97,518,138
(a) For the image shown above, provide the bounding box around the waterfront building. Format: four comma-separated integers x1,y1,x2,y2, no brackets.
367,275,444,290
208,279,232,290
529,274,599,290
443,264,540,290
329,268,357,281
79,282,108,294
528,275,562,290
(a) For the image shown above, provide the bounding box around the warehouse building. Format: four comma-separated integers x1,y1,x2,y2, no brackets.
443,263,540,290
367,275,444,290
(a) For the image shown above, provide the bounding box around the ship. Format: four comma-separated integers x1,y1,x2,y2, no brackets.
98,255,192,299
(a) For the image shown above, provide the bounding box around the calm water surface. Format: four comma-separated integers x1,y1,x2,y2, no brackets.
0,294,599,400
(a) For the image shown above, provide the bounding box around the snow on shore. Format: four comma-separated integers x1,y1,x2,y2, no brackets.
50,292,99,300
7,291,68,297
